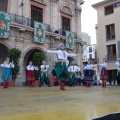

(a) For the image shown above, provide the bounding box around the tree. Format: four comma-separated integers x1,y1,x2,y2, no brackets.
8,48,21,80
32,52,45,80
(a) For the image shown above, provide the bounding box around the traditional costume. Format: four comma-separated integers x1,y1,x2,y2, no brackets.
0,62,14,88
68,61,80,87
84,64,93,87
76,74,82,86
26,65,38,87
39,61,51,87
115,59,120,85
100,60,108,87
47,43,76,90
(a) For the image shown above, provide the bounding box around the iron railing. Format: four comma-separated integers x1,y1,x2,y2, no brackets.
106,54,117,61
9,13,51,32
57,29,78,39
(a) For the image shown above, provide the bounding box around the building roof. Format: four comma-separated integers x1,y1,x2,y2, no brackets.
92,0,118,9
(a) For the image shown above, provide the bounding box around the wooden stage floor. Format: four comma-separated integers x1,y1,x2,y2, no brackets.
0,86,120,120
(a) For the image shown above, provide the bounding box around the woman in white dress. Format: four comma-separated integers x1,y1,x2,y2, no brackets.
0,57,14,88
26,61,38,87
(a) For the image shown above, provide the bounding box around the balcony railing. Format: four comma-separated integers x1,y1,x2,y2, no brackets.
56,29,78,39
106,54,117,61
106,34,115,41
9,13,51,32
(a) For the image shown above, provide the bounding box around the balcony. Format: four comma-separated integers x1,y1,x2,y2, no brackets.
106,34,115,41
9,13,51,32
54,29,78,40
106,54,117,61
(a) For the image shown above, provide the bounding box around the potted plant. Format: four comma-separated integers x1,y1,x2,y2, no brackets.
8,48,21,87
33,52,45,87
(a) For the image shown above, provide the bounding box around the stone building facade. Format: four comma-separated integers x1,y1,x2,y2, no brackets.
92,0,120,81
0,0,84,85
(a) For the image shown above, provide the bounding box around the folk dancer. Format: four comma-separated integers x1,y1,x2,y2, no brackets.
0,57,14,88
76,74,82,86
100,58,108,88
47,43,76,90
26,61,38,87
39,61,51,87
51,60,69,87
68,61,80,87
115,58,120,85
84,60,93,87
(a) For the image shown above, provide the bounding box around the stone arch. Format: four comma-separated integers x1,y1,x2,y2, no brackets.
22,46,45,62
61,5,73,16
22,46,46,84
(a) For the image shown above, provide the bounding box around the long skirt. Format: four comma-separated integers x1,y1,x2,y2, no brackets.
84,69,93,82
26,71,35,82
52,62,68,82
69,73,77,85
40,72,50,84
2,68,12,82
100,67,108,80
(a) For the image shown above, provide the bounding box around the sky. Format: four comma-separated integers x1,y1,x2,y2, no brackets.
81,0,103,44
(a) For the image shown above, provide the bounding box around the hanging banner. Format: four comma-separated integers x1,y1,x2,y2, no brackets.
0,12,10,38
66,31,74,49
118,41,120,58
34,21,46,44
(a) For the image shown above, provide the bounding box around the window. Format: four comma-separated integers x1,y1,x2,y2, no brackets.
106,24,115,40
62,16,70,31
0,0,8,12
89,54,92,59
89,47,92,53
31,5,43,22
107,44,117,61
115,2,120,8
105,4,114,15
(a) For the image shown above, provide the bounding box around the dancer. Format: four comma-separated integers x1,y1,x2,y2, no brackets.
47,43,76,90
84,60,93,87
39,61,51,87
51,59,69,86
26,61,38,87
68,61,80,87
0,57,14,88
100,58,108,88
115,58,120,85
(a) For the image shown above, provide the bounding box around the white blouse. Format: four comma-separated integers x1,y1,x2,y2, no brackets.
26,65,38,71
84,64,93,70
47,50,76,61
100,62,107,69
0,62,14,68
41,65,49,72
115,62,120,70
68,66,80,73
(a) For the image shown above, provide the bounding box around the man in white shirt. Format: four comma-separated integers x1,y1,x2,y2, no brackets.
47,43,76,90
39,61,51,87
68,61,80,87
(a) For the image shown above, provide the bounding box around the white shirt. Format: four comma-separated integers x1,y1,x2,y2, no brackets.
26,65,38,71
0,62,14,68
47,50,76,61
68,66,80,73
115,62,120,70
100,62,107,69
41,65,49,72
66,60,69,67
84,64,93,70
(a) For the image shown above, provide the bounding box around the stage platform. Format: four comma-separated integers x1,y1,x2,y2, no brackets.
0,86,120,120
